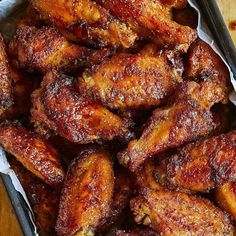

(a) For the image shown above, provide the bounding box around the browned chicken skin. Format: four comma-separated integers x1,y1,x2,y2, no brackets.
173,5,198,29
0,35,13,115
9,25,112,73
78,49,183,110
216,182,236,221
118,81,225,172
0,123,65,189
0,66,40,122
17,4,44,28
107,227,159,236
94,0,197,51
156,131,236,193
56,148,114,236
9,157,59,236
29,183,60,236
135,159,164,192
130,190,234,235
1,1,236,234
32,0,137,48
185,39,231,106
158,0,187,9
118,38,232,172
31,71,131,144
100,167,133,232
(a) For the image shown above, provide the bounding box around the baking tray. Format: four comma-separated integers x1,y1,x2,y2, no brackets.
1,1,236,236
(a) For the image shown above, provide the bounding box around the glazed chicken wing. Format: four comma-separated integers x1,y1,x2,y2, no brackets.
94,0,197,51
157,131,236,193
78,49,183,110
31,71,131,144
9,25,112,73
56,148,114,236
9,157,59,236
0,123,65,189
216,182,236,221
118,81,224,172
130,190,234,235
32,0,137,48
0,35,13,115
185,39,231,106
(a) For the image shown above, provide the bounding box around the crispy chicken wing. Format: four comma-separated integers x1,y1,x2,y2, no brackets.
156,131,236,193
0,35,13,115
32,0,137,48
78,49,183,110
56,148,114,236
31,71,131,144
130,190,234,235
216,182,236,221
185,39,231,106
9,25,112,73
118,81,224,172
0,123,65,189
9,157,59,236
94,0,197,51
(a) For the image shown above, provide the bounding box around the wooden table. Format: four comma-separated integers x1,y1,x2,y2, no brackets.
0,178,23,236
0,1,235,236
218,0,236,43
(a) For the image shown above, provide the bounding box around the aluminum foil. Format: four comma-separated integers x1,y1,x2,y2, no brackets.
0,1,235,235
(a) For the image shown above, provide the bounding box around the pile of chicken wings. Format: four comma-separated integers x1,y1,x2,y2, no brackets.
0,0,235,235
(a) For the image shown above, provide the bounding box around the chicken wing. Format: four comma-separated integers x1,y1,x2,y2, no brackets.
78,49,183,110
0,35,13,115
9,157,59,236
130,190,234,235
216,182,236,221
56,148,114,236
94,0,197,51
0,123,65,189
9,25,112,73
118,81,225,172
31,71,131,144
32,0,137,48
185,39,231,106
156,131,236,193
159,131,236,192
